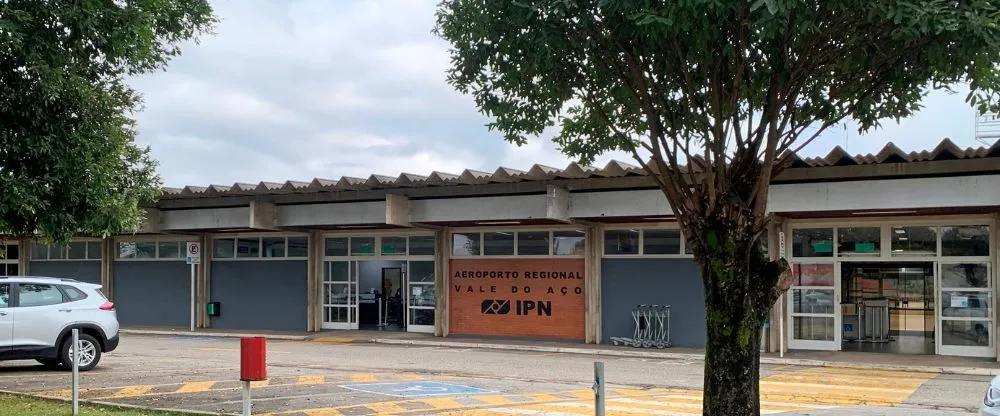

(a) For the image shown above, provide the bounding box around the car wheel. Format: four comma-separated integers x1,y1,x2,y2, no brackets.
59,333,102,372
36,358,62,369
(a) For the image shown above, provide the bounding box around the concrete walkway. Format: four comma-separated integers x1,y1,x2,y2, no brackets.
120,326,1000,376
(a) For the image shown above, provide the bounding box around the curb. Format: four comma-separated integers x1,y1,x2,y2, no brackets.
0,388,222,415
371,338,1000,376
120,329,309,341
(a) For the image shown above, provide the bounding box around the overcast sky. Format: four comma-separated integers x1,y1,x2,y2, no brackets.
128,0,994,188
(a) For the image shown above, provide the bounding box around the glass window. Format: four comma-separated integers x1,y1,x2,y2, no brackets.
792,228,834,257
214,238,235,258
0,244,18,260
940,263,989,288
552,231,586,256
941,291,992,319
942,320,991,347
86,241,102,260
31,244,48,260
793,316,834,341
516,232,549,255
793,289,835,314
157,241,182,259
409,261,435,283
483,232,514,256
325,237,349,257
18,284,64,307
287,237,309,257
837,227,880,256
408,236,435,256
135,242,157,259
350,237,376,256
381,237,407,255
235,238,259,258
791,264,835,286
409,308,435,326
604,230,638,255
47,244,65,260
452,233,480,256
117,242,136,259
941,225,990,257
683,232,694,255
262,237,286,258
891,226,937,256
0,264,18,277
0,284,8,307
61,285,88,302
644,229,681,255
325,261,350,282
67,242,87,260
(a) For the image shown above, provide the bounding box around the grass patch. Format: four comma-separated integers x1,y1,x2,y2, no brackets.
0,393,195,416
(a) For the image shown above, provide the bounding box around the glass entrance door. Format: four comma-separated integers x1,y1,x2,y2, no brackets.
322,260,358,330
788,263,839,350
939,262,994,357
840,262,934,354
407,261,436,333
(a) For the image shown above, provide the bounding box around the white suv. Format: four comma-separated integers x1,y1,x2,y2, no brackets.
0,276,120,371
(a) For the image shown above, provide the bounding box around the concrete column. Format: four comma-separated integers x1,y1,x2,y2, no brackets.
435,228,450,337
197,235,212,328
18,237,31,277
584,225,602,344
766,217,788,354
307,231,324,332
101,237,114,301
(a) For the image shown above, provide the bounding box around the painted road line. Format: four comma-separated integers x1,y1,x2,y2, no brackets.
109,385,155,399
349,373,377,382
174,381,217,394
273,389,599,415
297,375,326,385
399,372,425,380
313,337,355,343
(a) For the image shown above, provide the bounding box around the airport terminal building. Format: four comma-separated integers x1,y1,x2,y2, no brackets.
1,139,999,359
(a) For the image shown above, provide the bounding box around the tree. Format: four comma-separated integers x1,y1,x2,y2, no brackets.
0,0,216,244
433,1,1000,414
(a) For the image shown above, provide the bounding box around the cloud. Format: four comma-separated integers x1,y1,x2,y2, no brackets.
128,0,992,188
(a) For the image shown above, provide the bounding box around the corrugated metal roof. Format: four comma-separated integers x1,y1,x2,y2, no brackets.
161,139,1000,199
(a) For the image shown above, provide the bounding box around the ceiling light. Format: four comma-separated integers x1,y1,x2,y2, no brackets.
894,229,906,234
475,221,521,225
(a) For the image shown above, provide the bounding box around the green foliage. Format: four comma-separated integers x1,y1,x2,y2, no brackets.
0,0,216,243
434,0,1000,164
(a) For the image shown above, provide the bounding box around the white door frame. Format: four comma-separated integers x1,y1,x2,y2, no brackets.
406,260,435,333
937,262,995,357
786,262,841,351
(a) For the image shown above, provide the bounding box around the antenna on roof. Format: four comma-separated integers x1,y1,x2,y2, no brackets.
974,111,1000,146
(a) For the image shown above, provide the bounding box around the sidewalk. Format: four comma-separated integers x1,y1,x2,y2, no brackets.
120,326,1000,376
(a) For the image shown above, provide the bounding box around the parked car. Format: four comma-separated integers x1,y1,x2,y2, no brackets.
0,276,119,371
983,375,1000,415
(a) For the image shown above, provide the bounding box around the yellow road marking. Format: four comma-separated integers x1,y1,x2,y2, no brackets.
350,373,377,382
110,385,154,398
251,379,271,388
297,375,326,385
175,381,216,394
399,372,425,380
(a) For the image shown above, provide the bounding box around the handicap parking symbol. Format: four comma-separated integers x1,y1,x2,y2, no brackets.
340,381,494,398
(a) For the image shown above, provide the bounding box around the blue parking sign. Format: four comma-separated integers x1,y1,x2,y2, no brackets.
341,381,493,398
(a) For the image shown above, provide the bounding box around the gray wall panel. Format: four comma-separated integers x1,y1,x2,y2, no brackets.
210,261,307,331
29,261,102,285
600,258,705,348
113,261,191,327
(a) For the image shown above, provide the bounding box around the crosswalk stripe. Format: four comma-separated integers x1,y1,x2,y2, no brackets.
349,373,376,382
109,385,154,398
175,381,216,394
297,375,325,385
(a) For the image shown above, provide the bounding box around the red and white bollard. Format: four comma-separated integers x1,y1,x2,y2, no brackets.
240,337,267,416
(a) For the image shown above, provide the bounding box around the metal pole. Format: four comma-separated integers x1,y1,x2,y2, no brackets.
593,361,605,416
71,328,79,416
242,380,251,416
778,296,784,358
190,263,196,332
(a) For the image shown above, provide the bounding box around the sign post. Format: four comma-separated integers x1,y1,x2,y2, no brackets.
186,242,201,332
593,361,605,416
71,328,80,416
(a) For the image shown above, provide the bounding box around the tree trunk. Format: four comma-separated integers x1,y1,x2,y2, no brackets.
702,285,765,415
689,219,788,416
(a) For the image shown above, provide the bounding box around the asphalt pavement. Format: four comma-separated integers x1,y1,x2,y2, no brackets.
0,334,988,415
